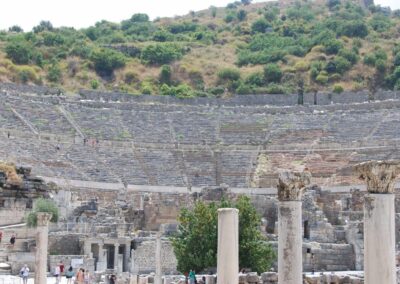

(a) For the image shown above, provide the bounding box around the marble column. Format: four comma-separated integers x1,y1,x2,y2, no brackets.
34,212,52,284
155,232,162,284
114,243,119,272
217,208,239,284
354,161,400,284
277,170,311,284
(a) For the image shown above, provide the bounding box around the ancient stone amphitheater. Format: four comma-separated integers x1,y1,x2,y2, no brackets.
1,83,400,283
1,83,399,190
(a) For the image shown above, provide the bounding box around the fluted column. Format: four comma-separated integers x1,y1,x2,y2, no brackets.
217,208,239,284
354,160,400,284
277,171,311,284
35,212,52,284
114,243,119,272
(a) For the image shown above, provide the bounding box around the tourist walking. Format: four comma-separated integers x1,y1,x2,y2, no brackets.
65,266,74,284
189,269,196,284
54,264,61,284
109,274,117,284
59,261,65,275
84,269,91,284
10,234,16,247
19,264,29,284
76,268,85,284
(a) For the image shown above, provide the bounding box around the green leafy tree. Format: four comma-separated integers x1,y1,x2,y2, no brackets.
264,63,282,83
5,40,32,64
26,198,59,227
141,44,183,65
90,48,126,76
33,20,54,33
8,25,23,33
171,196,276,273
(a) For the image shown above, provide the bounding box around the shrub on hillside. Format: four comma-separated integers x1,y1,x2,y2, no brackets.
251,18,271,33
90,48,126,76
337,20,368,38
141,43,183,65
159,65,172,85
5,40,32,65
264,64,282,83
217,68,241,82
237,10,247,21
323,39,343,55
47,62,62,83
245,72,265,87
333,84,344,93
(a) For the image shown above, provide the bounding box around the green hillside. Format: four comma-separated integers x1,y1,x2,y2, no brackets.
1,0,400,97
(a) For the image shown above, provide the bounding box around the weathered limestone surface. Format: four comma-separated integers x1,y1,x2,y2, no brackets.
217,208,239,284
34,212,52,284
354,160,400,284
277,171,310,284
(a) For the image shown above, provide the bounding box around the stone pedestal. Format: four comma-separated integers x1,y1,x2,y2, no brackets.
277,171,311,284
34,212,52,284
354,160,400,284
217,208,239,284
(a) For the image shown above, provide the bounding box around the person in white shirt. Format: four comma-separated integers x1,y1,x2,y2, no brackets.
54,265,61,284
20,264,29,284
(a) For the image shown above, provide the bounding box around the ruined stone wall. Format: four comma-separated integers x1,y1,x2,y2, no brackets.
48,233,82,255
132,238,178,274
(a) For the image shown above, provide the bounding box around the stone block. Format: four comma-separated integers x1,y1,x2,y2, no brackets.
246,272,259,283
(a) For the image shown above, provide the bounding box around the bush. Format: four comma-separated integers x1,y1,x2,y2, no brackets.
375,59,386,73
159,65,172,84
16,66,38,84
26,198,59,227
316,71,329,84
91,79,99,89
47,62,62,83
338,49,359,64
5,40,32,65
141,43,183,65
363,54,376,66
323,39,343,55
294,61,310,72
224,12,236,23
237,10,247,21
236,83,253,94
333,84,344,93
333,56,351,73
264,64,282,83
217,68,241,82
90,48,126,76
245,72,265,87
337,20,368,38
160,84,194,98
251,18,271,33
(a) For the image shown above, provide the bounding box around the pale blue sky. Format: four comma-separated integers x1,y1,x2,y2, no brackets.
0,0,398,31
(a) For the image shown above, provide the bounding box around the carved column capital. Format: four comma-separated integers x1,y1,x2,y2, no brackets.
36,212,52,226
354,160,400,194
277,170,311,201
